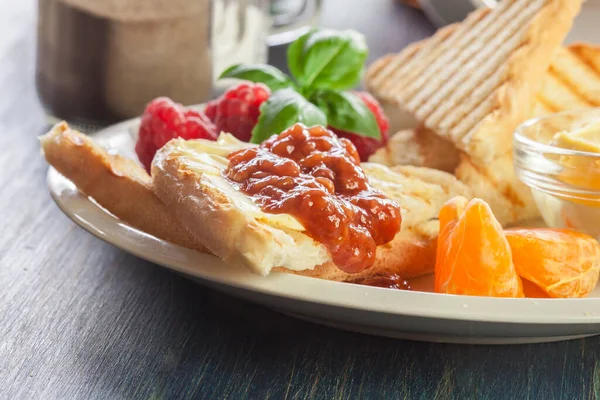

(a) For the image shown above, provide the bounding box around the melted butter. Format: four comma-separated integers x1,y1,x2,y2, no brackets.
552,121,600,153
538,121,600,234
171,134,306,231
550,120,600,196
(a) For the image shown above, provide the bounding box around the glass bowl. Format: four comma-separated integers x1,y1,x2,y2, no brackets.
514,108,600,240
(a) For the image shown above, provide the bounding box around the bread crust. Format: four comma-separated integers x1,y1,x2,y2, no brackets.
40,122,207,252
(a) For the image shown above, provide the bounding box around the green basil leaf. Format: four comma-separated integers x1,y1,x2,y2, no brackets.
250,88,327,144
286,29,314,87
219,64,295,91
287,29,368,91
310,90,380,139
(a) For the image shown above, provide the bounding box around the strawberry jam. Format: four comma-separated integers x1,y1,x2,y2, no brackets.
224,123,402,273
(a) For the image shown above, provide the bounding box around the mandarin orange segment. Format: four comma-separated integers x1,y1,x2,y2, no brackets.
435,197,524,298
505,228,600,298
521,279,551,298
438,195,468,232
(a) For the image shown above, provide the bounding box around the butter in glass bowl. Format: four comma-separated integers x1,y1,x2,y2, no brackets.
513,109,600,240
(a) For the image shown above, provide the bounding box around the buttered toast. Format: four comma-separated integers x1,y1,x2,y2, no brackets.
151,132,471,277
41,123,471,280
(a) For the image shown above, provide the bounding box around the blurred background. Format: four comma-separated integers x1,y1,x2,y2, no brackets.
34,0,471,133
27,0,598,133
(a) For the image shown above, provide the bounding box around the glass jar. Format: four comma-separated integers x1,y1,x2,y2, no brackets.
213,0,321,93
36,0,271,131
268,0,321,45
212,0,270,94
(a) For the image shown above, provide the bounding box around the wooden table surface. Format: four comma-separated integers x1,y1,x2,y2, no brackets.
2,1,599,399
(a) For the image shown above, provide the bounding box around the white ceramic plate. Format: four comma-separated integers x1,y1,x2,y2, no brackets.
47,7,600,344
47,116,600,345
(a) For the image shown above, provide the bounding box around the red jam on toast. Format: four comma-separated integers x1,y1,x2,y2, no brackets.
225,123,402,273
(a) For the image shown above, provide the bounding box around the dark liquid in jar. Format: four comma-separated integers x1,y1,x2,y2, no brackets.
225,124,402,273
36,0,212,128
36,0,117,126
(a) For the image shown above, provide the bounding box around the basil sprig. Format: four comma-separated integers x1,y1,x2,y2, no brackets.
287,29,367,91
219,28,380,143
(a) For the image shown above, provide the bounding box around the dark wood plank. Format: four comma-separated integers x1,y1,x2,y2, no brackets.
1,1,599,399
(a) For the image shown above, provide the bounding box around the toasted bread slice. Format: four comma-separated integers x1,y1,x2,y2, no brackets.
152,137,471,278
151,138,332,276
370,43,600,123
40,122,207,252
365,0,582,164
369,125,460,173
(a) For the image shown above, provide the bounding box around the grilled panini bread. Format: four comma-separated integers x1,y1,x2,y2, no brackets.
365,0,583,164
152,136,472,277
365,0,588,225
41,123,471,279
534,43,600,117
371,43,600,170
369,43,600,131
368,43,600,226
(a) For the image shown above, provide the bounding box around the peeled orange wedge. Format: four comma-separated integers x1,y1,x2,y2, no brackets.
505,228,600,298
435,197,524,298
521,279,550,298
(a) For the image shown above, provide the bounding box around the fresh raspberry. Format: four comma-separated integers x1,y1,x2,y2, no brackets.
135,97,217,172
329,91,390,162
206,82,270,142
204,99,217,121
